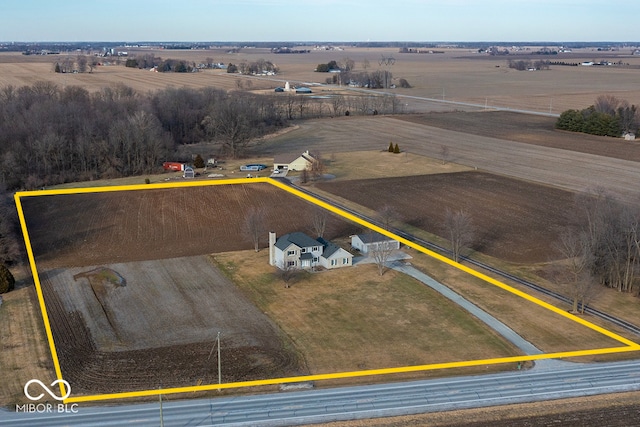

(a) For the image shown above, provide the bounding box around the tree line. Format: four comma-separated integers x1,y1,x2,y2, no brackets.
555,95,639,137
0,82,404,191
507,59,551,71
552,188,640,312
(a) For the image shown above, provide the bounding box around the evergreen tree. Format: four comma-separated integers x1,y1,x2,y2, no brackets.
194,154,205,169
0,264,15,294
388,141,394,152
393,143,400,153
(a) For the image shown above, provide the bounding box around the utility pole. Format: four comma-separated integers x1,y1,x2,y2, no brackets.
159,387,164,427
217,331,222,390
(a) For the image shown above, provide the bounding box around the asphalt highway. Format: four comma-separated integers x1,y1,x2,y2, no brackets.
2,360,640,426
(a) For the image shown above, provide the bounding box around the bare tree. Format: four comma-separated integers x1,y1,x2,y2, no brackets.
443,209,475,263
275,263,300,288
243,207,266,252
362,58,370,70
76,55,88,73
341,57,355,72
0,187,21,264
376,205,399,231
309,152,325,181
310,207,328,238
297,95,309,119
370,238,395,276
553,229,598,313
440,145,450,165
574,187,640,293
330,95,346,116
201,94,257,158
593,94,621,116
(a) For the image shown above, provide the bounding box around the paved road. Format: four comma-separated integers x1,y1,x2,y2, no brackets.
2,360,640,427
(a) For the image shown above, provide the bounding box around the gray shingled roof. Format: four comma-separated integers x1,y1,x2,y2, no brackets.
357,232,395,244
321,242,342,258
275,232,320,250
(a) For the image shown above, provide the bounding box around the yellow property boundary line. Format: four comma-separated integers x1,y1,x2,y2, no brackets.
14,177,640,404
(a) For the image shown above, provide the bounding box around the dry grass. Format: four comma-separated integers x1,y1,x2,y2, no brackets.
214,249,523,382
0,286,55,407
405,251,626,356
323,150,470,181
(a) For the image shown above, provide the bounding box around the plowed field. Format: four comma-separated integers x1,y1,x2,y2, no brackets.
21,183,356,269
19,183,358,395
317,171,575,264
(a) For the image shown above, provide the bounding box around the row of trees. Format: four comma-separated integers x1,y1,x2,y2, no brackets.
507,59,551,71
54,55,98,73
227,59,278,75
555,95,639,137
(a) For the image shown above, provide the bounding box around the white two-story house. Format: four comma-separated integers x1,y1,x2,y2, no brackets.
269,232,352,270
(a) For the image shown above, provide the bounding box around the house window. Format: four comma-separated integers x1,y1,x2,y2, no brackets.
343,258,349,265
301,248,307,253
287,250,295,256
313,246,320,252
287,261,296,267
331,259,337,266
313,257,319,263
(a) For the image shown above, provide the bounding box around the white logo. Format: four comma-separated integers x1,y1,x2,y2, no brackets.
24,379,71,401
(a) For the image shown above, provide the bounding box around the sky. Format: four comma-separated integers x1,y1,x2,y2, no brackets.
1,0,639,43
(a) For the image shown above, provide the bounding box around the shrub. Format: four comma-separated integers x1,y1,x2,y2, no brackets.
0,264,15,294
398,78,411,88
194,154,205,169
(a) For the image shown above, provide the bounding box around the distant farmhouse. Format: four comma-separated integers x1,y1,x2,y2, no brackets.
269,232,353,270
273,150,317,172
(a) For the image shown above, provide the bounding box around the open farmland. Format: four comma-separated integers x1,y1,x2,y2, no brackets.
18,182,534,397
2,46,640,113
20,183,357,269
255,114,640,204
317,171,574,264
39,256,303,394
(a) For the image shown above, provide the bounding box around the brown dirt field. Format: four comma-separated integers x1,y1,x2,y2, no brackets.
312,390,640,427
317,171,574,264
20,183,358,269
254,114,640,204
39,256,303,395
396,111,640,163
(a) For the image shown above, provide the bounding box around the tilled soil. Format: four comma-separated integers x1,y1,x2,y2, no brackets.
317,171,575,264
